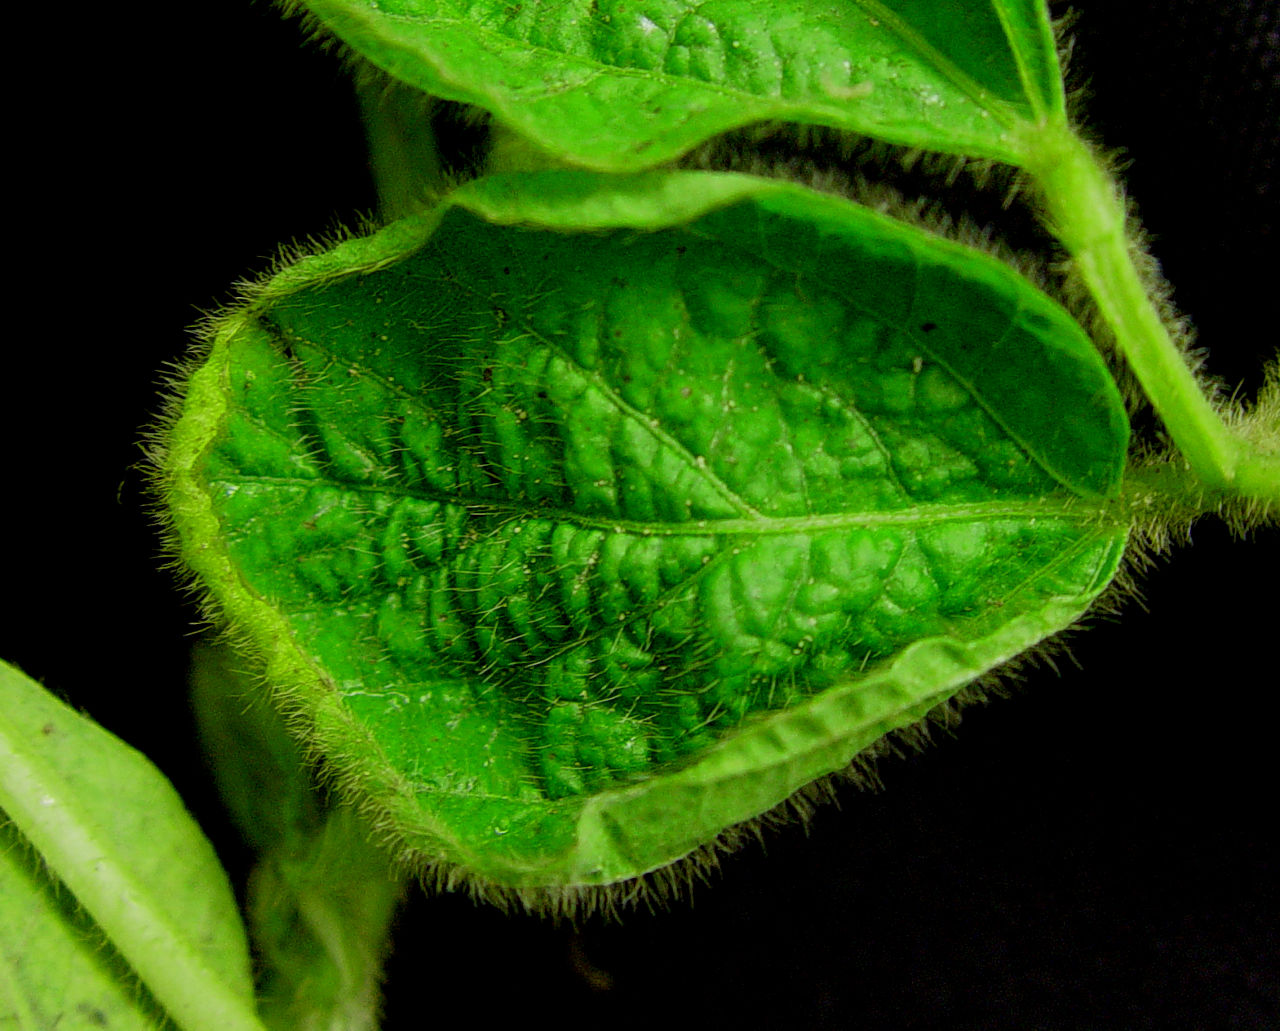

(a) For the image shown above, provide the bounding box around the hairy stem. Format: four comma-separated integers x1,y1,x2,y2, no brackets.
357,72,444,223
190,642,407,1030
251,806,406,1031
1234,442,1280,506
1024,124,1277,505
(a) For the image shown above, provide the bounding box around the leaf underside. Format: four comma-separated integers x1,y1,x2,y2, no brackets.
168,172,1127,889
0,661,255,1029
298,0,1064,169
0,822,166,1030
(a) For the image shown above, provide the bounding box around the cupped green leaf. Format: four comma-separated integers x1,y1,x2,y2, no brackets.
0,661,262,1031
163,170,1127,894
294,0,1064,170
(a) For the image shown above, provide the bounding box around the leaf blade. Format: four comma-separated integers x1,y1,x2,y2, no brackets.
164,171,1128,892
1,821,167,1030
295,0,1065,170
0,661,262,1031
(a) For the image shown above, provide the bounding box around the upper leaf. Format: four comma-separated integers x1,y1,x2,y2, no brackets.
164,171,1127,894
0,661,260,1031
295,0,1065,169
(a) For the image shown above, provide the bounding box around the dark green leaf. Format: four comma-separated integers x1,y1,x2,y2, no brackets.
163,171,1127,893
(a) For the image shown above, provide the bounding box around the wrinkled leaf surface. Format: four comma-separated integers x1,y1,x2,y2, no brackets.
166,171,1127,888
297,0,1064,168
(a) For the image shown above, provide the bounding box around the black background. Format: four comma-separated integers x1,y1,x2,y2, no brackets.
6,1,1277,1027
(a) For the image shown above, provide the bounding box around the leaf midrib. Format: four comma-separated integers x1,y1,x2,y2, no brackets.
210,471,1111,535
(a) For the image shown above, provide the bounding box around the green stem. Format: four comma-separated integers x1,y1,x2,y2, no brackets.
357,72,444,223
0,711,268,1031
251,807,407,1031
1024,125,1256,495
190,642,406,1031
1235,442,1280,504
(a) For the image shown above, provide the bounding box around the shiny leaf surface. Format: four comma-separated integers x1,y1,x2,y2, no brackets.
296,0,1065,169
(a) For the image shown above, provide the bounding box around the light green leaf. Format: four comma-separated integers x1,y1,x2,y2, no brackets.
163,170,1128,895
1,822,168,1030
0,661,263,1031
294,0,1064,170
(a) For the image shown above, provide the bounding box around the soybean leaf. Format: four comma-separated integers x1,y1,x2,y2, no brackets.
293,0,1064,170
162,171,1128,895
0,661,262,1031
0,822,169,1030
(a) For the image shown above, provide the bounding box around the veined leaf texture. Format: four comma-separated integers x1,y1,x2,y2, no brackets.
296,0,1064,168
165,173,1128,888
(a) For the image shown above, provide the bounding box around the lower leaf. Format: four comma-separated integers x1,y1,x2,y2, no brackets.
0,821,169,1031
161,171,1129,903
0,661,260,1031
